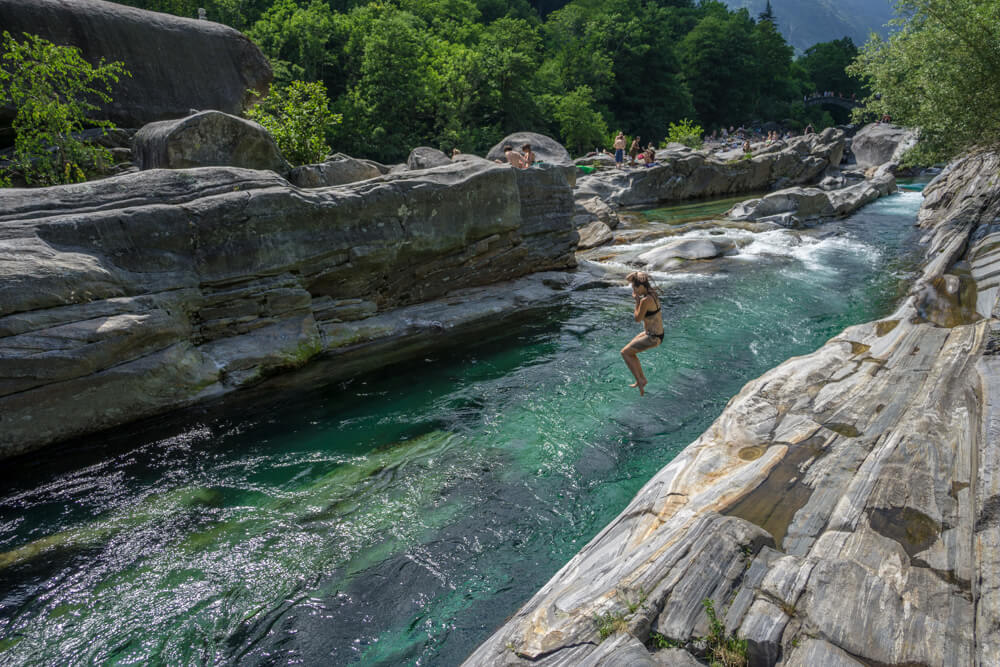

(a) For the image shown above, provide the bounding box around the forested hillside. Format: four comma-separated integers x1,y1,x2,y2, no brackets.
721,0,894,53
110,0,857,161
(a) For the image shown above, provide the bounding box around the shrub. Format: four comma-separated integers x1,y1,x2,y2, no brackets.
0,31,129,186
245,80,341,166
665,118,704,149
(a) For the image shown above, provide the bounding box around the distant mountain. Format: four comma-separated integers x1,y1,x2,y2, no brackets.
721,0,897,52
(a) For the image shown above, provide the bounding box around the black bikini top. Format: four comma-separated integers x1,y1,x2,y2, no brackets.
644,296,661,318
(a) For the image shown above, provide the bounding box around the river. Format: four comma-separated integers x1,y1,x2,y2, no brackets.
0,187,926,666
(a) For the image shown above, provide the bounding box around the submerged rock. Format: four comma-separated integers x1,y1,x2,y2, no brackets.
132,110,289,173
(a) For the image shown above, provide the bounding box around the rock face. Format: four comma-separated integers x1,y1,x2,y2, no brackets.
487,132,572,165
132,111,289,173
576,129,846,208
0,0,272,133
0,158,576,457
726,168,897,227
462,150,1000,667
850,123,919,169
406,146,452,170
287,154,385,188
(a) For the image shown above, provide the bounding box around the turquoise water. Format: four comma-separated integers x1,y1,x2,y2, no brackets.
0,190,925,666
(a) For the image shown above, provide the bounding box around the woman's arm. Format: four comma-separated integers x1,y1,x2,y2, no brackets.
634,295,651,322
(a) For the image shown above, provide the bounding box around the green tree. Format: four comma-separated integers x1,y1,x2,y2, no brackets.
848,0,1000,161
546,85,608,155
246,80,341,165
248,0,337,85
0,32,129,186
799,37,864,97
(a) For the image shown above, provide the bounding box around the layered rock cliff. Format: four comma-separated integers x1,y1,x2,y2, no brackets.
0,159,576,458
463,152,1000,666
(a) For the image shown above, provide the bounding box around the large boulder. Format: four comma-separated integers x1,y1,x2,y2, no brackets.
132,111,289,173
487,132,572,165
288,154,384,188
407,146,452,170
0,0,272,137
851,123,919,168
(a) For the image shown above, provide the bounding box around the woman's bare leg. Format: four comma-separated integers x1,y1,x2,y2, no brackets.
621,349,647,395
621,333,659,396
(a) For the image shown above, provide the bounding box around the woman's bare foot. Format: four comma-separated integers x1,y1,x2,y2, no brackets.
629,380,647,396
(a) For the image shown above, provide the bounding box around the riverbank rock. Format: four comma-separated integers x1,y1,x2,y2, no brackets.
462,150,1000,667
0,0,271,138
287,153,385,188
575,129,845,208
637,238,725,271
407,146,452,170
577,221,614,250
850,123,919,169
132,111,289,173
726,171,897,227
0,159,576,457
487,132,572,165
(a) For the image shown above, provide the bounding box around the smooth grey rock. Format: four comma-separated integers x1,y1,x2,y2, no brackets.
573,196,620,229
0,0,271,130
287,154,382,187
577,221,614,250
726,172,896,225
132,110,289,173
406,146,451,170
851,123,919,168
575,130,845,209
487,132,572,165
638,239,723,271
0,161,576,456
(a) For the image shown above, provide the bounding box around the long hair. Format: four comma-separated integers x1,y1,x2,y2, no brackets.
626,271,658,299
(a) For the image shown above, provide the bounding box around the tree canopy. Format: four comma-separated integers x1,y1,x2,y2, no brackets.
849,0,1000,162
107,0,860,160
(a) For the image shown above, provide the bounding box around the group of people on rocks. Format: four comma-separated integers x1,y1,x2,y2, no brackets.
497,143,537,168
584,131,659,169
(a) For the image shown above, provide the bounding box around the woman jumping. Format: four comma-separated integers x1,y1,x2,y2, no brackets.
621,271,664,395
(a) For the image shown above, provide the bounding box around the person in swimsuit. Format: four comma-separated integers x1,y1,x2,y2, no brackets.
621,271,663,395
613,132,626,169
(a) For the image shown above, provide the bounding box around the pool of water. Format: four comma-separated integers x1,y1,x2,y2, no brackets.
0,190,926,666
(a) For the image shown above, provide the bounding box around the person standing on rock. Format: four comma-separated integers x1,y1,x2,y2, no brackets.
621,271,664,396
628,136,641,165
613,132,626,169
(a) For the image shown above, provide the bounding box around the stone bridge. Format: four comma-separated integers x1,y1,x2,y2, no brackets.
804,95,861,110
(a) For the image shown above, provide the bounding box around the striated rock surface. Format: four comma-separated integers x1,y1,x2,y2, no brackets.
0,158,576,457
132,110,289,173
726,168,897,227
463,151,1000,666
850,123,919,169
576,128,845,208
0,0,271,133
